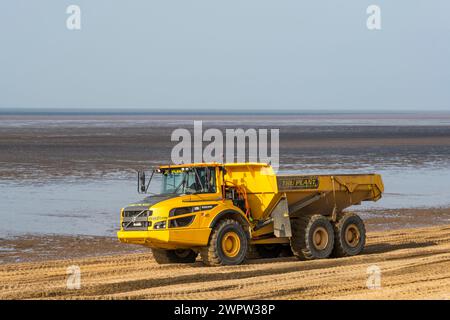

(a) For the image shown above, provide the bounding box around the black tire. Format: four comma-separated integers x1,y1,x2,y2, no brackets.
200,219,248,266
290,214,335,260
151,248,198,264
332,213,366,257
255,244,283,259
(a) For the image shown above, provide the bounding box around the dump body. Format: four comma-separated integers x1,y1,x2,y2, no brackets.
277,174,384,217
222,164,383,221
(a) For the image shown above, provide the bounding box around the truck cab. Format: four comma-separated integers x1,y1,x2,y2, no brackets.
118,163,277,265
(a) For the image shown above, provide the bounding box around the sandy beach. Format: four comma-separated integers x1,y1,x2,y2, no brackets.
1,225,449,299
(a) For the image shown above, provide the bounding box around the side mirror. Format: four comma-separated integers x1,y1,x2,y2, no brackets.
138,171,146,193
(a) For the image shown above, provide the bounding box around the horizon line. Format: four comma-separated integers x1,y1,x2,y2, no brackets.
1,108,450,116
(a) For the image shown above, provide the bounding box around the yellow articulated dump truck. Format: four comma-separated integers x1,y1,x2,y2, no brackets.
117,163,383,266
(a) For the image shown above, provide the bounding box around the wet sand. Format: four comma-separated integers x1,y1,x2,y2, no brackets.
1,114,450,180
0,234,145,265
1,224,449,299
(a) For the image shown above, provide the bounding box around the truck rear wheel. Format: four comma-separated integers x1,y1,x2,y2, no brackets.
332,213,366,257
200,219,248,266
290,214,334,260
151,248,198,264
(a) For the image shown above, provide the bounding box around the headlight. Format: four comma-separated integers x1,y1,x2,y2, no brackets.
153,221,166,229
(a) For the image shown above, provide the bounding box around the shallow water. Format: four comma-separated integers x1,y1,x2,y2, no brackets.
1,166,449,237
2,112,450,127
1,114,449,237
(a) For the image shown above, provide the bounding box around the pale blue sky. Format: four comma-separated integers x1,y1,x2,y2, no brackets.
1,1,449,111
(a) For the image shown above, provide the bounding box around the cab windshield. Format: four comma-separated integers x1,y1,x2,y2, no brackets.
160,167,216,195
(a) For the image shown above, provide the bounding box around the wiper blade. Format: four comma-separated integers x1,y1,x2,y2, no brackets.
193,167,205,193
172,175,187,194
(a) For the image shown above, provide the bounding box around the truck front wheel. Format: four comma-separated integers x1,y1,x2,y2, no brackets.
200,219,248,266
151,248,198,264
290,214,335,260
332,213,366,257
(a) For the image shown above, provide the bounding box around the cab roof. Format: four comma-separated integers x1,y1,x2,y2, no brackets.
158,162,269,169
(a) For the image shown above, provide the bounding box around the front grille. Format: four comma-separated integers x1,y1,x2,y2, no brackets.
122,208,152,231
123,210,152,218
